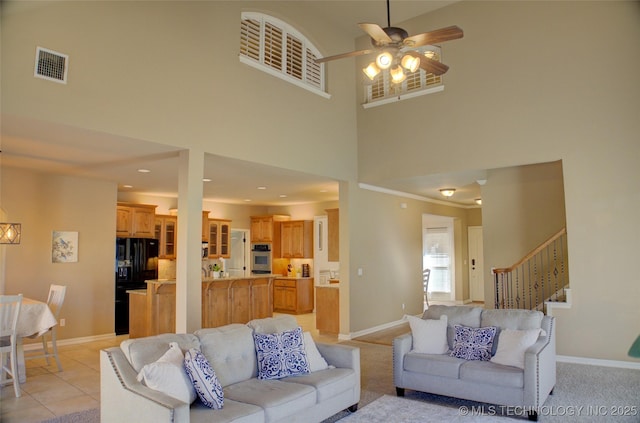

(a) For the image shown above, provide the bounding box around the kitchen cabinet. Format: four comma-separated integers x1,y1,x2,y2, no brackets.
280,220,313,258
250,215,289,258
273,278,314,314
202,211,210,242
116,203,157,238
326,208,339,261
208,219,231,258
154,215,177,259
316,285,339,335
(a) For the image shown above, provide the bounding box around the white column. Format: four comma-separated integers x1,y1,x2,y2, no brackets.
176,148,204,333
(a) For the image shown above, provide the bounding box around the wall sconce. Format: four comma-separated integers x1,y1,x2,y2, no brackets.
475,198,482,205
439,188,456,197
0,223,22,244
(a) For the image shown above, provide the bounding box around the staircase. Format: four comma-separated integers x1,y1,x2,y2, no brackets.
493,228,569,312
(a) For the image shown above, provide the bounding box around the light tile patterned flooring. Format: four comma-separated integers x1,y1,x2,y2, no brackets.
0,313,335,423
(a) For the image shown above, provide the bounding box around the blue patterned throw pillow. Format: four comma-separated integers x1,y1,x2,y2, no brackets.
449,324,497,361
184,348,224,409
254,326,310,380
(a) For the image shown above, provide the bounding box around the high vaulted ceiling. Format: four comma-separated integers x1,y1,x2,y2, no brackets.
1,0,481,207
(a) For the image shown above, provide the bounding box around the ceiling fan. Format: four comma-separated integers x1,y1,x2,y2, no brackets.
315,0,463,83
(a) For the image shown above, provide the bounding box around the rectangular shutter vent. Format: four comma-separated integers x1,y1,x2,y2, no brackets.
34,47,68,84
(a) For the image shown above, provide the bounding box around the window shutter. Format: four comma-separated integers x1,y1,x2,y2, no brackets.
305,48,321,89
240,19,261,61
264,22,283,71
286,34,303,80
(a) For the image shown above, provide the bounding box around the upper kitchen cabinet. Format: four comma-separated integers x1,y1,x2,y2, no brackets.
281,220,313,259
155,215,177,259
250,215,289,243
116,203,157,238
202,211,210,242
326,208,339,261
208,219,231,258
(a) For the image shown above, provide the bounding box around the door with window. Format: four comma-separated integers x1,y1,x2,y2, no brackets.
423,215,455,302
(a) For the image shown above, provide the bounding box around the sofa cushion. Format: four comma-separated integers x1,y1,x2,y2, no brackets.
190,399,264,423
247,315,298,334
184,348,224,409
121,333,200,372
490,328,541,369
224,379,316,422
280,367,357,402
303,331,329,372
450,325,497,361
135,341,196,404
254,326,310,379
196,324,257,387
480,309,543,331
423,305,483,349
406,314,449,354
459,360,524,388
403,351,465,378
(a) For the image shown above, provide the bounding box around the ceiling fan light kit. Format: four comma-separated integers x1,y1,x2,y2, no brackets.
317,0,463,85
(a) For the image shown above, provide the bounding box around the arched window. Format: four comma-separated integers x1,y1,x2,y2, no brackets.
240,12,328,98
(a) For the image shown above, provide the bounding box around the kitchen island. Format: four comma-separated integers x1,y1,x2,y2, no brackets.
128,275,275,338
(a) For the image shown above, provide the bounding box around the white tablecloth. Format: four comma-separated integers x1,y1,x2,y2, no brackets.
17,297,58,338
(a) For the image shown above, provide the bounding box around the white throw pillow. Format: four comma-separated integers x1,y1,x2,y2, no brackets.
136,342,197,404
406,314,449,354
490,328,541,369
303,331,330,372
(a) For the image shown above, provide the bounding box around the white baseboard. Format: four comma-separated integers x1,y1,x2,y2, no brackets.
557,354,640,370
23,333,117,351
342,318,409,341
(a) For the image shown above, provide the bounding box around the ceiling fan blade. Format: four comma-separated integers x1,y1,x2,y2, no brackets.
405,51,450,76
403,25,464,48
315,49,374,64
358,23,393,44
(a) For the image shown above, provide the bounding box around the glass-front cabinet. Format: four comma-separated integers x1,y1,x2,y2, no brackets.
208,219,231,259
155,215,178,259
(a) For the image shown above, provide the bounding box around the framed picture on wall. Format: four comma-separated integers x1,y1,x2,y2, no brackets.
52,231,78,263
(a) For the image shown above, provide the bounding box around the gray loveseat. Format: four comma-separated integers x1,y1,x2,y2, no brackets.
101,316,360,423
393,305,555,421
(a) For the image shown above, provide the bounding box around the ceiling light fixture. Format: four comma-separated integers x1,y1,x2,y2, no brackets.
363,62,381,80
475,198,482,205
203,178,212,182
376,51,393,69
257,186,267,190
401,54,420,73
279,194,287,198
0,223,21,244
439,188,456,197
122,184,133,189
390,64,406,83
137,168,150,173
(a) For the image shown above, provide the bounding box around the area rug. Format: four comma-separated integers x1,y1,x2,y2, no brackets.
337,395,523,422
41,408,99,423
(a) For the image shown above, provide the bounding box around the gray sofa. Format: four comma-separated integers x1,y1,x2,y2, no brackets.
101,316,360,423
393,305,555,421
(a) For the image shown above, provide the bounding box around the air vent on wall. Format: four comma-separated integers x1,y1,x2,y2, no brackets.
34,47,68,84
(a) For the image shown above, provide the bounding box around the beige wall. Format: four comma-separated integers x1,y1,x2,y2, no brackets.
356,1,640,361
1,167,116,340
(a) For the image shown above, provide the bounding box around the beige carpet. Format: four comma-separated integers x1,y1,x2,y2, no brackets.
338,395,522,422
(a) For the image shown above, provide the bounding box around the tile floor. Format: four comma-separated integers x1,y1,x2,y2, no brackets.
0,313,335,423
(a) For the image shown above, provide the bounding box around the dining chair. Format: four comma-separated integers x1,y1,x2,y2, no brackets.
25,284,66,372
423,268,431,308
0,294,23,397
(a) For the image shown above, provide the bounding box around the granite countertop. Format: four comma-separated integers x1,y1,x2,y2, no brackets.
126,289,147,295
317,283,340,289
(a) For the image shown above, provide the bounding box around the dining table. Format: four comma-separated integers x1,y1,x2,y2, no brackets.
12,297,58,383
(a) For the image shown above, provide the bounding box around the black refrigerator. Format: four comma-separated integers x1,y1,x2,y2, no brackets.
115,237,159,335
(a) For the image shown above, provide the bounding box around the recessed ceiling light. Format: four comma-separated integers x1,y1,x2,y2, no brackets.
137,168,151,173
244,199,252,202
202,178,212,182
257,186,267,190
279,194,287,198
319,189,328,193
123,184,133,189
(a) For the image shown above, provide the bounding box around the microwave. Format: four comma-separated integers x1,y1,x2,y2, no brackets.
251,243,272,274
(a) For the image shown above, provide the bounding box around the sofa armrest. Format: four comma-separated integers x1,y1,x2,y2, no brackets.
100,348,190,423
392,333,413,388
523,316,556,408
316,343,360,371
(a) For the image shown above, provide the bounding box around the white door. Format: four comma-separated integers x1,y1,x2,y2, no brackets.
228,229,249,277
468,226,485,302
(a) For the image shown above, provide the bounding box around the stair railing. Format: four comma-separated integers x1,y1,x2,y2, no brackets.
493,228,568,311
